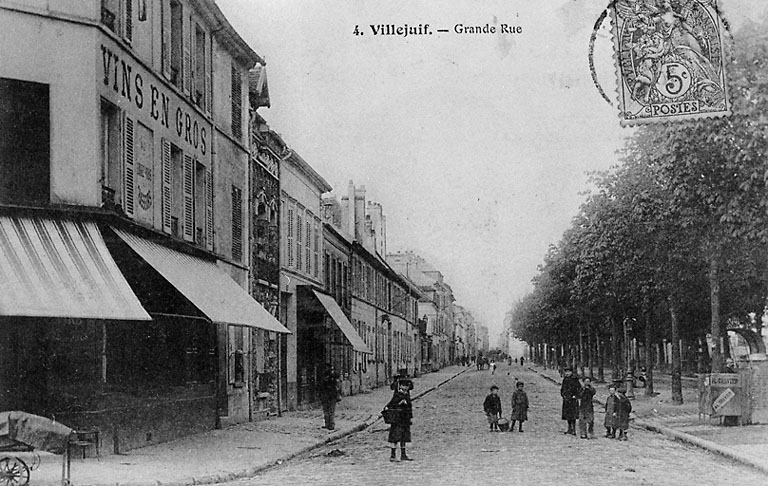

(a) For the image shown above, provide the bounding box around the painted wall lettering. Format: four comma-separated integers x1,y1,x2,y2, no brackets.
100,44,207,156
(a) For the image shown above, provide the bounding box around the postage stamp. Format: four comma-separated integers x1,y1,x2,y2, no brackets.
610,0,730,125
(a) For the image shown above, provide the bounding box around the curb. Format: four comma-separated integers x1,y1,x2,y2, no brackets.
635,419,768,476
148,367,471,486
529,366,768,477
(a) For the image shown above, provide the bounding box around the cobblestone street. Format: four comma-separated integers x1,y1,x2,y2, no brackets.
231,363,767,486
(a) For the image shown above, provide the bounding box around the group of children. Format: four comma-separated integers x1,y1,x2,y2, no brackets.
483,381,529,432
604,383,632,440
482,378,632,440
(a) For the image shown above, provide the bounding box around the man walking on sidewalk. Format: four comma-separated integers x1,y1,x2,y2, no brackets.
560,367,580,436
319,363,340,430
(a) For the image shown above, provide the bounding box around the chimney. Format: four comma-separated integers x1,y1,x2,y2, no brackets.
354,185,366,242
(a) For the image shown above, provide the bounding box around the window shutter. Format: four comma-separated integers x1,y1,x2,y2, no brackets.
205,35,212,114
189,21,197,102
287,207,294,268
231,65,242,140
161,0,171,80
296,214,303,271
183,154,194,241
205,167,213,251
305,220,311,275
231,186,243,261
314,223,320,278
161,139,172,233
183,15,191,94
123,114,135,217
124,0,133,42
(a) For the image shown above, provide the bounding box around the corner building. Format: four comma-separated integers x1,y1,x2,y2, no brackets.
0,0,288,454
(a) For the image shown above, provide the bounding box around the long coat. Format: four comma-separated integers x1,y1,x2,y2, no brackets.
560,375,581,421
510,389,529,422
319,370,340,405
385,390,413,443
578,385,596,422
604,394,618,428
483,394,502,416
616,394,632,430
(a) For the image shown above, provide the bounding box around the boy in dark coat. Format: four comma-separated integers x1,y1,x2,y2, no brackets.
604,384,618,438
483,385,502,432
509,381,529,432
384,380,414,461
615,387,632,440
560,367,580,435
578,377,596,439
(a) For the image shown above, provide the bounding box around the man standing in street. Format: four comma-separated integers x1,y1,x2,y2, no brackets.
319,363,340,430
560,367,580,436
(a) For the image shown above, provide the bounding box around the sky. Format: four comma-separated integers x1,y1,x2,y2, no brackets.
218,0,768,346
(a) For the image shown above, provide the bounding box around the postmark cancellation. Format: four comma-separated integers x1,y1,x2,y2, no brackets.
610,0,730,125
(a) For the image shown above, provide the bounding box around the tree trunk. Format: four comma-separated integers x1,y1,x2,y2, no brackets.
587,322,595,380
611,316,621,381
668,296,683,405
644,299,655,396
709,251,723,373
597,335,605,383
578,324,585,376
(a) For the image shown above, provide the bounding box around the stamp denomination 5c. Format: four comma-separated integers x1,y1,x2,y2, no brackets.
610,0,730,125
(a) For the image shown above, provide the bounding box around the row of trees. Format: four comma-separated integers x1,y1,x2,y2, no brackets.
508,19,768,403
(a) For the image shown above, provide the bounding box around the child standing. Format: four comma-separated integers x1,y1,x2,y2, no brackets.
483,385,502,432
578,377,596,439
615,387,632,441
384,380,414,461
604,384,618,439
509,381,529,432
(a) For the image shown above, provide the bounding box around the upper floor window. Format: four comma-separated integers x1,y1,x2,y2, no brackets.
0,78,49,206
170,0,183,89
101,0,119,33
194,25,207,107
100,99,120,204
101,0,134,42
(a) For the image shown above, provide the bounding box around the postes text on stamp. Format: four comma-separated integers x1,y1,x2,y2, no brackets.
610,0,730,125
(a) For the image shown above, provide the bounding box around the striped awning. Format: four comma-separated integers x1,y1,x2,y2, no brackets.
0,216,150,320
112,228,290,333
312,289,372,354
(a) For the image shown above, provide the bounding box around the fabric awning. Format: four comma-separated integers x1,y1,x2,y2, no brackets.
0,216,150,320
113,228,290,333
312,289,371,354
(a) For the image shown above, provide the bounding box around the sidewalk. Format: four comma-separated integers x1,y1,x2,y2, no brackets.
24,366,469,486
529,365,768,476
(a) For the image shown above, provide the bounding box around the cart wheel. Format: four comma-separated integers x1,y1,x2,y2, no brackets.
0,457,30,486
